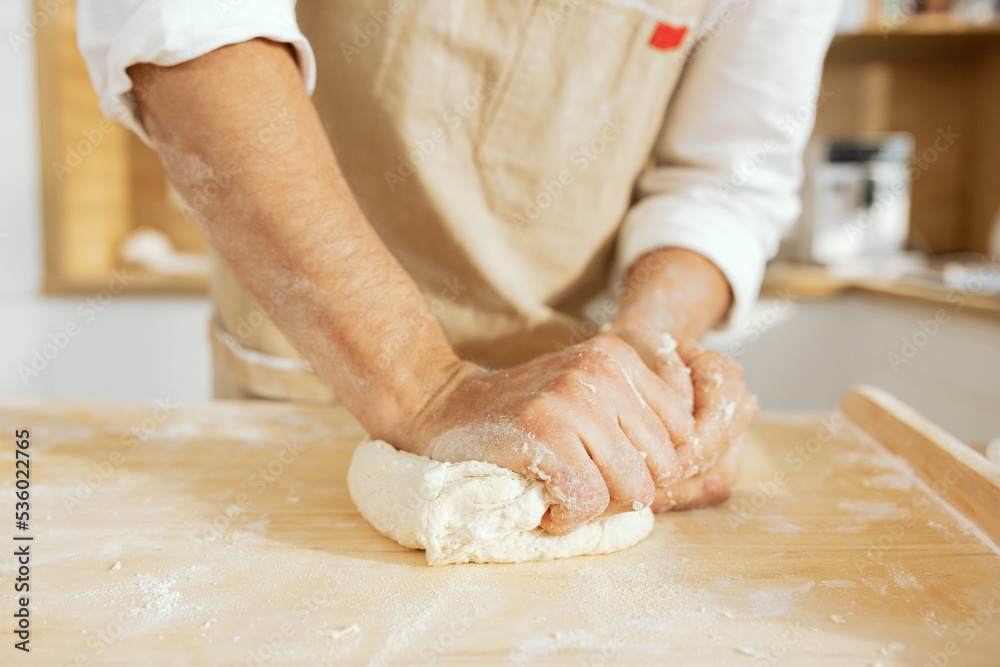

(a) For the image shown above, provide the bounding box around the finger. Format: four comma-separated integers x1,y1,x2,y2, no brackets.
528,435,611,536
652,446,740,512
650,334,695,414
607,328,695,414
577,426,655,515
676,339,744,420
591,335,696,450
590,343,683,486
674,340,744,475
626,361,697,448
615,407,682,488
733,390,759,436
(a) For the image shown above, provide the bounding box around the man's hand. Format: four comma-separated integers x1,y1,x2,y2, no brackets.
406,335,696,535
608,246,758,510
128,40,709,537
130,40,750,534
610,326,757,510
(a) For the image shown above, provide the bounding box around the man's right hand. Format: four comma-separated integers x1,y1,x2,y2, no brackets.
405,334,696,536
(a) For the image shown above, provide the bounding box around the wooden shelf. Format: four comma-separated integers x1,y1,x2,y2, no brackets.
816,16,1000,255
831,16,1000,60
761,261,1000,321
35,2,1000,292
838,13,1000,38
35,0,209,295
44,265,209,296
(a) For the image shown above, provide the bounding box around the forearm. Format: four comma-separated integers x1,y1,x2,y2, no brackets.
613,247,732,340
129,39,463,445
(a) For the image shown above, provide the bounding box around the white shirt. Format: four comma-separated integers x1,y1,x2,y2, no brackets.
77,0,840,332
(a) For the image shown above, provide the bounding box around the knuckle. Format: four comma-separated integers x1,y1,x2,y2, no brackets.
702,477,734,505
576,346,615,373
607,452,655,507
634,478,656,506
589,335,639,365
648,456,681,487
589,333,620,353
549,372,600,404
551,463,611,525
521,396,556,425
577,478,611,518
706,351,738,376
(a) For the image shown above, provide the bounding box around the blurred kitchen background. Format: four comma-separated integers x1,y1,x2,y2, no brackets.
2,0,998,449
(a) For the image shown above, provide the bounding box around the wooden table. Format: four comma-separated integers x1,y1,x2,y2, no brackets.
2,388,999,665
761,261,1000,321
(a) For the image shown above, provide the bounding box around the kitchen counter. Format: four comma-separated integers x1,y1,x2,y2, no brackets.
1,388,999,665
762,261,1000,320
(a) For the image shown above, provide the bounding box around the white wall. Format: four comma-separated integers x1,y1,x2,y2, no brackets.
0,296,212,402
706,294,1000,444
0,2,212,403
0,0,43,294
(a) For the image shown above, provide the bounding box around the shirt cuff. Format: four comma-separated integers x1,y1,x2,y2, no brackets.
96,1,315,145
614,196,768,333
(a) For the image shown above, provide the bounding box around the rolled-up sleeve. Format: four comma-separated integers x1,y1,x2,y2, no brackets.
77,0,315,145
616,0,839,330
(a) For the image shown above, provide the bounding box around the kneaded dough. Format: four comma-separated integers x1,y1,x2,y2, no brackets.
347,439,654,566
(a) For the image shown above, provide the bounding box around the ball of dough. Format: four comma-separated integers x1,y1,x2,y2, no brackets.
347,439,655,566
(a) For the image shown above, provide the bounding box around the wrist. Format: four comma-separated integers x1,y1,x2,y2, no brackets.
615,247,731,340
373,357,482,453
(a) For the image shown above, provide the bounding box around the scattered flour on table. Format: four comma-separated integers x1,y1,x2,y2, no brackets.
313,624,360,639
759,516,805,534
891,567,923,591
837,500,902,522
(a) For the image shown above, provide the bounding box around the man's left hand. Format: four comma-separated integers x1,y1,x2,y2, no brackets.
609,325,757,510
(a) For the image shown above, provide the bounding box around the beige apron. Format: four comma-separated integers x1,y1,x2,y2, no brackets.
212,0,710,401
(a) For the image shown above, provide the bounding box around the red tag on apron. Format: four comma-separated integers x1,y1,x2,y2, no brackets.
649,22,688,51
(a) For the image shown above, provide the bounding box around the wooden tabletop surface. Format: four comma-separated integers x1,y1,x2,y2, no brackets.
1,388,999,666
761,261,1000,319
